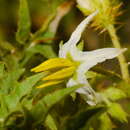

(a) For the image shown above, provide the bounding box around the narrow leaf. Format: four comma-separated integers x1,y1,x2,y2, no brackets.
16,0,31,44
101,87,126,101
4,72,46,110
30,85,82,126
21,44,57,66
60,106,106,130
0,68,25,94
45,115,57,130
0,62,5,78
27,44,57,58
0,40,15,52
108,103,127,123
31,14,55,42
98,113,113,130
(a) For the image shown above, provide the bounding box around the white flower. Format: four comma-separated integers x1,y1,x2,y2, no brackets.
59,11,126,105
32,11,126,106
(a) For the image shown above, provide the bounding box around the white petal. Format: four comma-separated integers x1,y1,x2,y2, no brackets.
76,48,126,82
67,77,97,105
81,48,126,61
86,101,97,106
59,11,98,58
67,11,98,46
67,78,77,88
67,78,94,95
77,47,126,63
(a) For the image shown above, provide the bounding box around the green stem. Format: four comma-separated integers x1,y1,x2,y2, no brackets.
107,24,129,82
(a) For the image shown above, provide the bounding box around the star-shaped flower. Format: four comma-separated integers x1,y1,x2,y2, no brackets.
31,11,125,105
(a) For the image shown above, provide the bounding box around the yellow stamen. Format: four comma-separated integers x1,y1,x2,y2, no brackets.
31,58,74,72
42,66,76,81
37,80,63,88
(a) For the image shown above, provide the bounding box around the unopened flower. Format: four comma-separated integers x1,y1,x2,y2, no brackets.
31,11,125,105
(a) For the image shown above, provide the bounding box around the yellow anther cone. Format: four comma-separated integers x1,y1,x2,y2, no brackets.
37,80,63,88
31,58,74,72
42,66,76,81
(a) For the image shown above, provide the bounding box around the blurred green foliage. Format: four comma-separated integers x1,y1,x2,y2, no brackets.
0,0,130,130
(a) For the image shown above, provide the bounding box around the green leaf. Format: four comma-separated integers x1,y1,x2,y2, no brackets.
4,72,46,110
0,40,15,52
32,84,63,105
88,127,94,130
101,87,126,101
0,68,25,94
31,14,55,42
21,44,57,66
118,81,130,97
0,31,14,53
16,0,31,44
0,94,9,119
98,113,113,130
45,115,57,130
0,62,5,78
2,55,20,71
60,106,106,130
108,103,127,123
27,44,57,58
29,85,82,126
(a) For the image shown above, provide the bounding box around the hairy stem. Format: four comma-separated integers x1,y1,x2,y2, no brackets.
107,24,129,82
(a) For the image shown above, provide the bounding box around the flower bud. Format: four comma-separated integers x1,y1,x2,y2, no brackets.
77,0,122,30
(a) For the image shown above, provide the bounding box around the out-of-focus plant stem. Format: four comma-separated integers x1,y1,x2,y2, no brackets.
107,24,129,82
49,1,74,34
